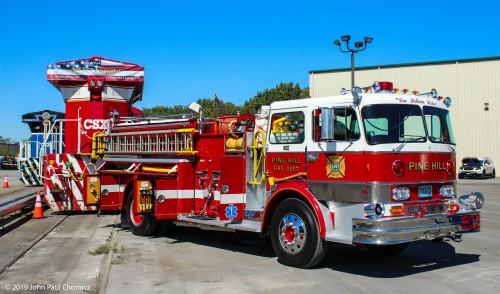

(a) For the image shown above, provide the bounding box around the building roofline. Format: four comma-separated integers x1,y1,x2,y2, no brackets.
309,56,500,74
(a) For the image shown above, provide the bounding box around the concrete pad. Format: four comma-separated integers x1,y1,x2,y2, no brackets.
0,214,117,293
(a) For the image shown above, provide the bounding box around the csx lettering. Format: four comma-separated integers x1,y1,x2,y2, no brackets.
83,119,105,130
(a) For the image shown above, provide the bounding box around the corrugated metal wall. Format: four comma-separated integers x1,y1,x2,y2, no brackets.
309,58,500,172
0,143,19,154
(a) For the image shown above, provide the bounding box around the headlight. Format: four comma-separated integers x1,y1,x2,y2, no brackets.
440,185,455,198
392,187,410,201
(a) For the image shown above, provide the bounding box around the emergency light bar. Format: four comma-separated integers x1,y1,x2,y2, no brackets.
340,81,452,108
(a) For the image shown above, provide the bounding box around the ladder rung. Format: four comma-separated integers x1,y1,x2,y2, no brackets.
102,129,196,155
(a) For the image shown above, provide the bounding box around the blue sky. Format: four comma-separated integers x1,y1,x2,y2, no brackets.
1,0,499,141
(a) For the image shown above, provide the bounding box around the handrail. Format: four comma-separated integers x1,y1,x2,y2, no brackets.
248,130,267,185
92,132,106,160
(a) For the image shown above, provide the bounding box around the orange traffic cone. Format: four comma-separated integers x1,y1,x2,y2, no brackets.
2,175,9,188
33,192,44,219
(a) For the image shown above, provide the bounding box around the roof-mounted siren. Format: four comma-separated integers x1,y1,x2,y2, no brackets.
418,88,438,99
416,88,451,108
340,86,363,106
87,76,105,101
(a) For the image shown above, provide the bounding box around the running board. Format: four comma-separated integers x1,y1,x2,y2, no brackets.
176,215,262,233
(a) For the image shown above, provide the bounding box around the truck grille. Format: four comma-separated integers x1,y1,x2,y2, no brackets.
405,202,448,216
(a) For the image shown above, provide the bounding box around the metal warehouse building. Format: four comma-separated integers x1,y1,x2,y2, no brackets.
309,56,500,174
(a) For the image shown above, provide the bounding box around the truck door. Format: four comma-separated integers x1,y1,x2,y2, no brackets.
266,109,307,182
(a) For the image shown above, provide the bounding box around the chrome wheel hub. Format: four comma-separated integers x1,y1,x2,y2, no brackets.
279,214,306,254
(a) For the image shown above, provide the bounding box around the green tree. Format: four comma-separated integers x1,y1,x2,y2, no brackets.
142,98,241,118
141,82,308,117
141,105,190,117
240,82,309,114
0,136,14,144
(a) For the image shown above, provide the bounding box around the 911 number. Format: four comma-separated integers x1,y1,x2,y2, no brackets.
462,214,480,231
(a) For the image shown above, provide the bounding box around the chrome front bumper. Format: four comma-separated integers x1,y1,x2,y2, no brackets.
352,211,480,245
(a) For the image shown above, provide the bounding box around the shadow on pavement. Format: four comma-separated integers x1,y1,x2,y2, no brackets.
322,240,480,277
118,223,480,276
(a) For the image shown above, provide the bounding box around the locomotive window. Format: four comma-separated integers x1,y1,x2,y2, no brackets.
269,111,305,144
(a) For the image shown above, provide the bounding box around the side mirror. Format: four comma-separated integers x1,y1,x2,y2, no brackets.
320,108,335,141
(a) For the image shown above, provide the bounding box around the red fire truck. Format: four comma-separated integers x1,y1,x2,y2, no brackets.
43,57,483,268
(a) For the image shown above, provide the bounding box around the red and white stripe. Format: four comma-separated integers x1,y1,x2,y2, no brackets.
44,154,96,212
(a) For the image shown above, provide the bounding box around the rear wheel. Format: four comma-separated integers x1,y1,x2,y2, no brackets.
366,243,409,255
270,198,328,268
125,190,159,236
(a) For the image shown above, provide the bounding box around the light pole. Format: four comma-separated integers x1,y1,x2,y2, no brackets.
334,35,373,89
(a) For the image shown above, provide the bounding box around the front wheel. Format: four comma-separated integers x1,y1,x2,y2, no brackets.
270,198,328,268
125,191,159,236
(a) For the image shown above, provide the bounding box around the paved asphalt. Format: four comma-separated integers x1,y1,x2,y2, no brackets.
0,177,498,293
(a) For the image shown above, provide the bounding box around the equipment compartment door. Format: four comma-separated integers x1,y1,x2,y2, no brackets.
220,156,246,221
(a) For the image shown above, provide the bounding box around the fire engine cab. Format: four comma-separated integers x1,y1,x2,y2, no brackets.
42,58,483,268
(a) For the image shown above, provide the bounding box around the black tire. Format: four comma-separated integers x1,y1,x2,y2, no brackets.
458,174,464,179
366,243,410,255
492,169,496,178
270,198,328,268
120,210,129,229
125,190,159,236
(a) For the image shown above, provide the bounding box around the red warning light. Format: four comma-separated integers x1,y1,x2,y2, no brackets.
379,82,393,91
392,160,405,177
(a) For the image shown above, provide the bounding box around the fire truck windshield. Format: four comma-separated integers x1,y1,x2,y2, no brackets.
423,106,455,145
362,104,455,145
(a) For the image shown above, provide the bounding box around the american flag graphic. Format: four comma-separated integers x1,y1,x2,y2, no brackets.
47,56,144,82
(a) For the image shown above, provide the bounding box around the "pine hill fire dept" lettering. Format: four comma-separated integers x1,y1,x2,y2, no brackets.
408,161,447,171
271,157,302,172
